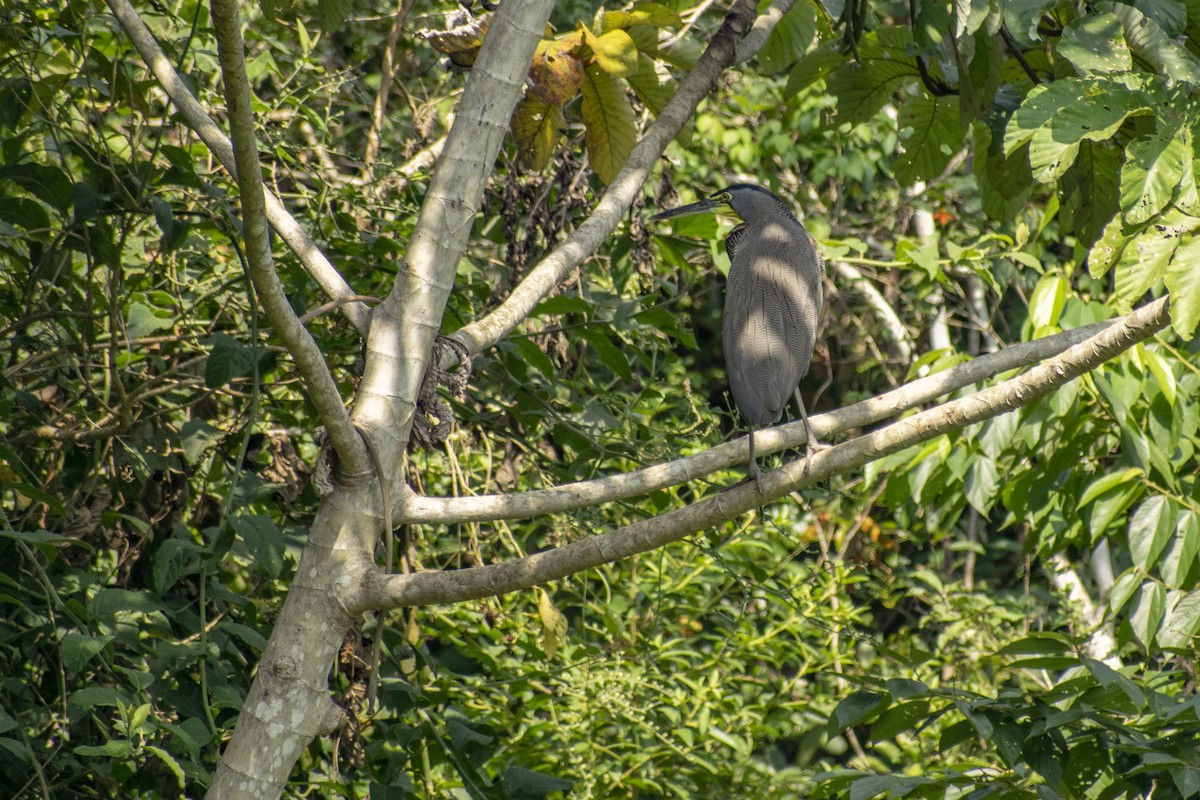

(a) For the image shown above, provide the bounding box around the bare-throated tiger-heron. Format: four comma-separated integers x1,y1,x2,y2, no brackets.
650,184,826,490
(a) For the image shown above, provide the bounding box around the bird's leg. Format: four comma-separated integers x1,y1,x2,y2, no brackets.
747,425,764,494
794,389,828,460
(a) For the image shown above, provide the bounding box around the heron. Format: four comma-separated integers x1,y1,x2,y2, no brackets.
650,183,826,490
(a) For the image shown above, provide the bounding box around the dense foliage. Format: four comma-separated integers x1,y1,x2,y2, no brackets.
1,0,1198,798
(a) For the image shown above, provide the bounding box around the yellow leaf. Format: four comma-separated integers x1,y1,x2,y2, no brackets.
580,64,637,184
581,26,638,78
537,589,568,660
601,3,683,32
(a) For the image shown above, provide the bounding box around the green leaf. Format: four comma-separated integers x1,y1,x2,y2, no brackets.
580,64,637,185
626,54,675,118
870,699,931,740
1158,589,1200,648
501,765,573,799
68,686,128,715
1105,2,1200,83
1058,12,1132,74
784,44,847,98
1113,209,1200,309
1110,569,1145,615
533,296,592,317
0,162,74,213
830,691,890,732
1079,467,1143,507
1121,121,1189,225
146,745,186,789
1029,273,1067,329
894,95,965,186
973,123,1033,220
1027,93,1147,182
757,0,820,74
180,419,224,465
1064,739,1109,797
953,0,992,38
963,455,999,515
1160,509,1199,588
512,338,555,379
1128,495,1176,572
205,333,262,389
579,327,632,382
61,633,113,672
230,514,285,578
74,739,133,757
1060,141,1123,247
1088,214,1132,278
126,302,174,341
152,537,199,594
1165,234,1200,337
1129,580,1166,648
1004,0,1059,45
827,29,918,126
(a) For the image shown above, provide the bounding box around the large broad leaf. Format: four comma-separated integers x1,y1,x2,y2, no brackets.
528,39,585,106
1121,120,1188,224
1113,208,1200,308
784,44,848,98
599,3,681,32
1129,581,1166,649
1165,233,1200,337
1105,2,1200,83
757,0,820,73
1005,78,1102,153
1059,140,1122,248
954,0,993,38
894,94,965,186
580,64,637,185
512,96,564,171
626,54,673,117
974,122,1033,220
1003,0,1059,45
826,28,919,126
1058,12,1132,75
581,26,638,78
1088,214,1132,278
1160,510,1199,588
1027,93,1147,182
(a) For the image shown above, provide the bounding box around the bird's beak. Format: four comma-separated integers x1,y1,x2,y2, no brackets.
649,197,731,221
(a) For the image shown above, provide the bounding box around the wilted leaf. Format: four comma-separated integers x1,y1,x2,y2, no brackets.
537,589,568,659
512,96,565,171
529,40,585,106
424,14,490,67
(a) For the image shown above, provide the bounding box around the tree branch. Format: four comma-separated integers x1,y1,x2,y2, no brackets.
448,0,759,358
369,297,1169,609
402,313,1122,524
733,0,796,64
209,0,366,475
105,0,371,335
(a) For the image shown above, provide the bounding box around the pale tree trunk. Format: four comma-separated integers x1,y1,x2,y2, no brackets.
204,0,556,795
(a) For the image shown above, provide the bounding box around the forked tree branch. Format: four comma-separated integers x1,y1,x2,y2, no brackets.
210,0,367,475
105,0,371,334
449,0,767,358
366,297,1170,610
402,314,1118,523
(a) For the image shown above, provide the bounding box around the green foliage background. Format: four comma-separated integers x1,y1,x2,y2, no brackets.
1,0,1199,798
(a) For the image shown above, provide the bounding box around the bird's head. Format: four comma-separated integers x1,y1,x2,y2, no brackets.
649,184,791,224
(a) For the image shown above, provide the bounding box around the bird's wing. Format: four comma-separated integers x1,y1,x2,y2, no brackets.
725,224,748,265
722,221,823,427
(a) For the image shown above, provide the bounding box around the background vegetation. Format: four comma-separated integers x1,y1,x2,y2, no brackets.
1,0,1198,797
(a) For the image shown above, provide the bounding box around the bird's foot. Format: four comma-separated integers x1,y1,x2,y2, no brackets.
801,439,829,475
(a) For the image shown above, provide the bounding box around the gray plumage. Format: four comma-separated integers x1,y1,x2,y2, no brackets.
651,183,826,490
